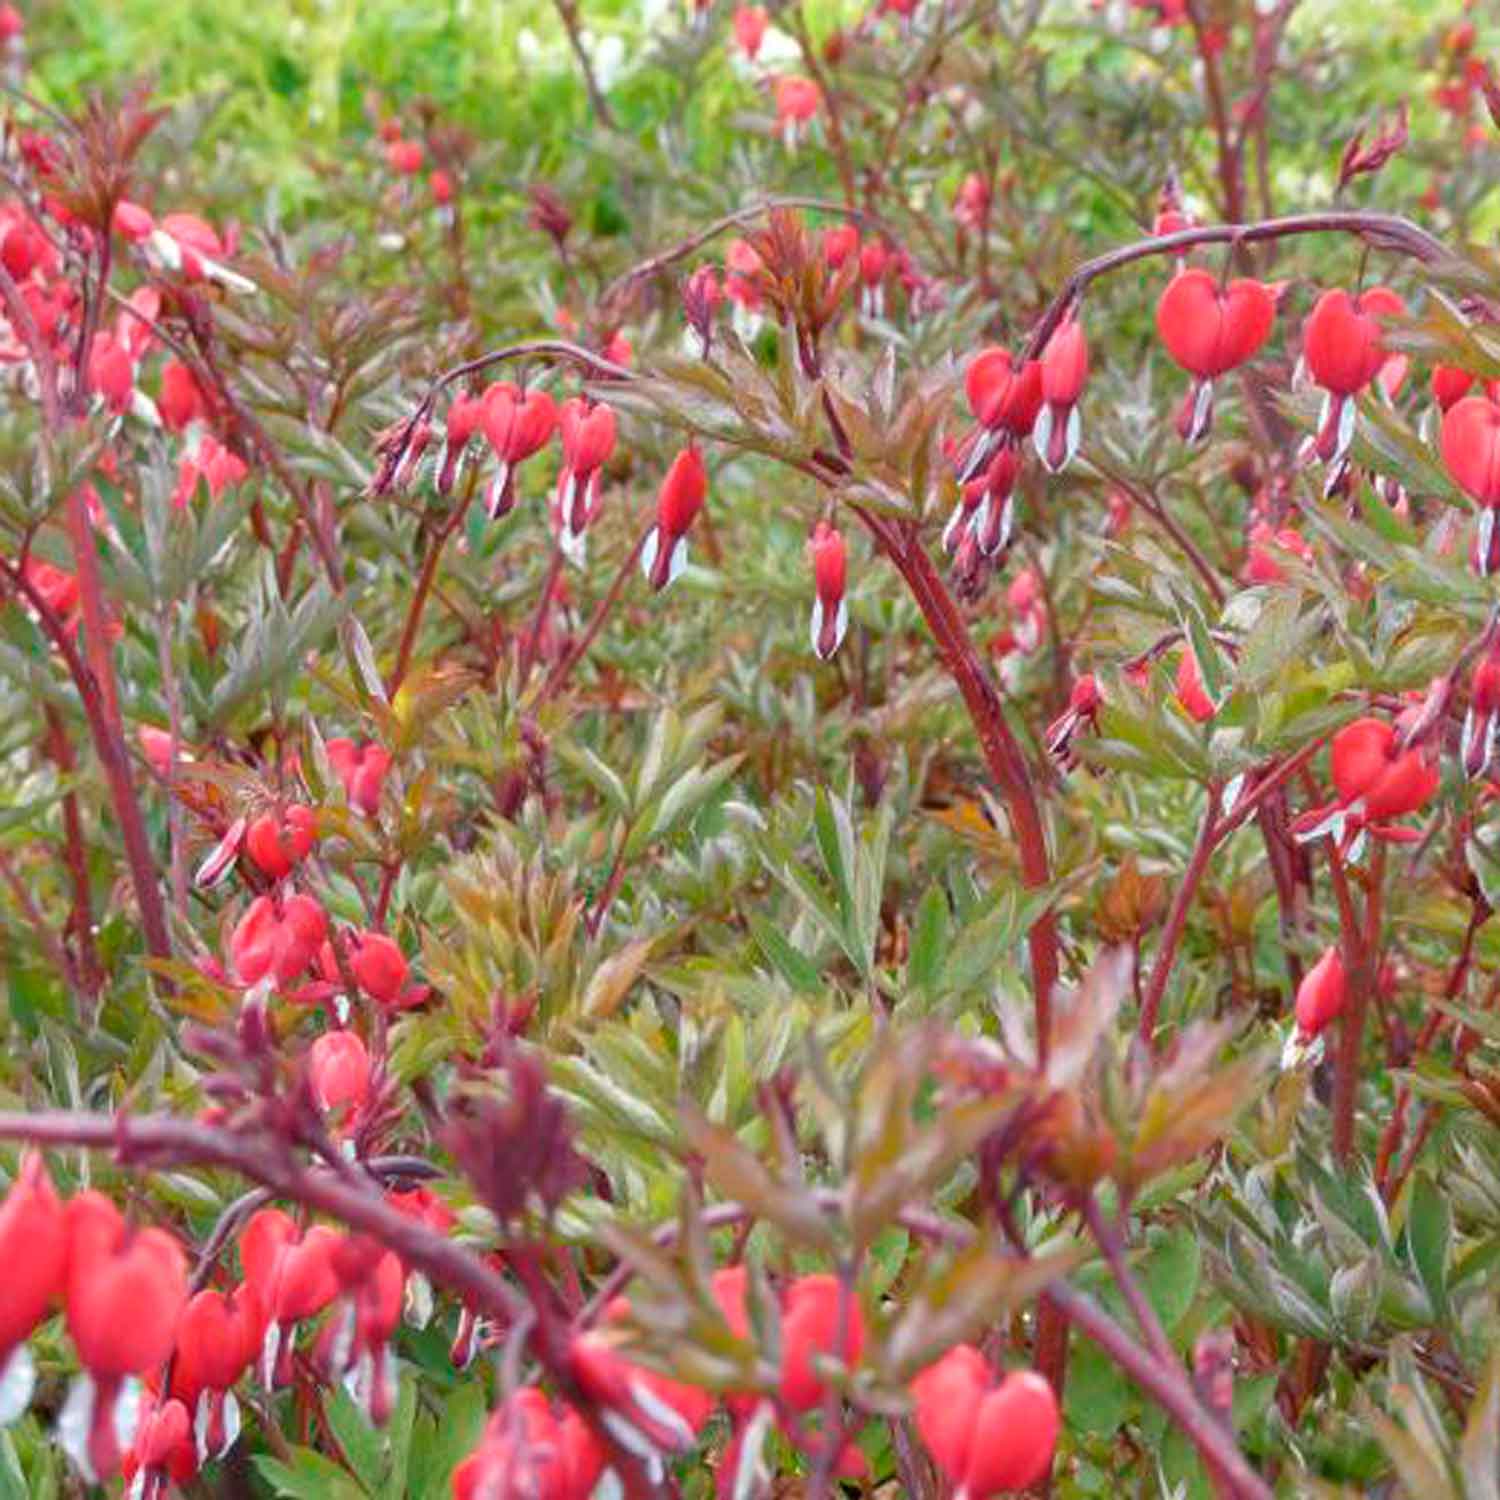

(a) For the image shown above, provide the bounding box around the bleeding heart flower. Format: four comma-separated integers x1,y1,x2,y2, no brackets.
966,348,1044,438
556,397,617,563
1463,649,1500,779
239,1210,342,1389
121,1394,197,1500
779,1273,864,1412
62,1193,188,1481
912,1346,1060,1497
808,521,849,661
386,139,424,175
169,1285,261,1464
1174,645,1217,723
1046,673,1102,769
951,444,1023,560
1302,287,1405,479
1330,716,1438,821
436,392,487,495
22,557,81,632
954,172,991,232
1441,397,1500,575
1156,269,1275,442
643,445,708,591
325,738,392,816
1034,315,1089,472
774,76,821,149
858,238,890,317
1294,945,1347,1044
229,893,328,989
822,222,859,269
0,1154,66,1426
88,334,135,415
486,384,564,519
350,930,418,1008
1243,523,1312,585
158,360,208,433
1432,364,1480,412
733,4,768,58
310,1240,406,1424
243,804,317,879
174,435,249,507
453,1388,605,1500
307,1030,371,1118
1294,715,1439,854
571,1301,714,1460
1156,269,1276,379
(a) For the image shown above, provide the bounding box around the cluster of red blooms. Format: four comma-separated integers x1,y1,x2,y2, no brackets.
0,170,257,512
375,117,455,215
0,1156,444,1491
452,1267,1060,1498
0,1150,1060,1500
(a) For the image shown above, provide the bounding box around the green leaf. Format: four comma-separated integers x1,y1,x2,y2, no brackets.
406,1380,488,1499
1404,1170,1452,1321
1065,1334,1136,1437
253,1449,369,1500
907,883,949,993
1139,1224,1201,1335
748,913,823,994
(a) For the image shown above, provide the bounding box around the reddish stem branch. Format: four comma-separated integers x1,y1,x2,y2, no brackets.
868,516,1059,1049
1022,212,1449,361
0,1108,661,1497
2,561,171,964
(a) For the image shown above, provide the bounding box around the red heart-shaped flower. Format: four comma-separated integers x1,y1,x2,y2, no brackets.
1156,269,1275,378
1303,286,1403,395
913,1346,1060,1497
1441,394,1500,506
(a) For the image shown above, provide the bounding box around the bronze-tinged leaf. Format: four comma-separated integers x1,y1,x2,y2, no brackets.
680,1104,836,1250
1125,1037,1268,1190
879,1239,1085,1380
1095,856,1168,942
582,936,656,1020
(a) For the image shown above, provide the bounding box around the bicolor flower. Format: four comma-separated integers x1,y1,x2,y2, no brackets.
556,397,617,564
436,392,487,495
0,1154,66,1427
1440,393,1500,575
642,446,707,591
239,1209,342,1390
1463,647,1500,779
1301,286,1404,485
773,76,821,150
481,382,558,519
1155,268,1275,443
168,1285,261,1465
452,1388,604,1500
808,521,848,660
61,1193,188,1482
1292,715,1439,855
1045,673,1102,770
1034,315,1089,473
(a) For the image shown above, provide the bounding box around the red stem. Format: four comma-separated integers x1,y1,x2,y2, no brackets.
1139,790,1220,1047
868,516,1058,1049
1022,212,1448,362
0,1108,662,1497
4,561,171,964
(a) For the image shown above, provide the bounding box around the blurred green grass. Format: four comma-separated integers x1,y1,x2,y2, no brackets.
20,0,1490,232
